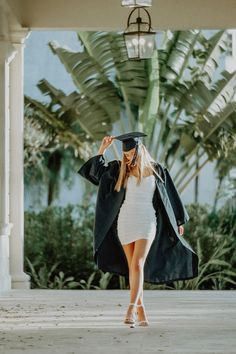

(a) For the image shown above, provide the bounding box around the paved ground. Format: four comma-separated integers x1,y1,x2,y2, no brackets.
0,290,235,354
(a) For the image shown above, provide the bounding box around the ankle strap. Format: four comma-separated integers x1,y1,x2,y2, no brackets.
129,303,144,306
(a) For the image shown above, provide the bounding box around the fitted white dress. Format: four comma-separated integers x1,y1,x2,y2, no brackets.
117,174,157,245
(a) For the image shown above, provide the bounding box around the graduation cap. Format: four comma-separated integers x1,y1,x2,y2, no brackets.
113,131,165,182
113,131,147,152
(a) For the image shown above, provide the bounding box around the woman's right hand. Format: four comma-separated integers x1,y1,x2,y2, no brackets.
97,135,114,154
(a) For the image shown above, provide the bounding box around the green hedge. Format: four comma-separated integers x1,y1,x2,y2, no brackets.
24,202,236,290
24,204,97,288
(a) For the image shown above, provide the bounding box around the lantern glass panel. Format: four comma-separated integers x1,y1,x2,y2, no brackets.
124,33,155,59
122,0,152,6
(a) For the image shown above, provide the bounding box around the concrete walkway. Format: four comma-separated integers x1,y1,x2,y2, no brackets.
0,290,235,354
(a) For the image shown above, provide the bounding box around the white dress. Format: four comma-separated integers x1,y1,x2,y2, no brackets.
117,174,157,245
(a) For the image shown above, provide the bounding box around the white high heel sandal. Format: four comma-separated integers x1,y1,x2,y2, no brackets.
124,302,138,326
136,304,149,326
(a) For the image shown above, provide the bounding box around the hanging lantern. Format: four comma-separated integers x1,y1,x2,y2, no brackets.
121,0,152,7
123,7,156,60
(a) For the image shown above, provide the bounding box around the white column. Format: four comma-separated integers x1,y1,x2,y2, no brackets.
9,30,31,289
0,41,16,292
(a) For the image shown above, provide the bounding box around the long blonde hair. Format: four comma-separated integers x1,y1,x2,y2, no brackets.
114,143,164,192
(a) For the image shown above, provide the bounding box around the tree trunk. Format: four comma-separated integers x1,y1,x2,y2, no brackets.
212,177,223,213
47,151,62,206
194,151,199,203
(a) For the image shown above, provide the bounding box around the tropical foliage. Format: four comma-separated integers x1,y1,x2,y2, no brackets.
145,202,236,290
24,203,120,289
24,29,236,205
212,149,236,212
23,31,236,291
24,202,236,290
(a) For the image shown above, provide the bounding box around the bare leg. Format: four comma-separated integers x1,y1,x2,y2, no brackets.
122,238,153,322
129,238,153,305
122,242,143,305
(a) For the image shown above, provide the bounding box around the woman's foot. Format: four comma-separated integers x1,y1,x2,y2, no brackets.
124,303,137,325
137,304,149,326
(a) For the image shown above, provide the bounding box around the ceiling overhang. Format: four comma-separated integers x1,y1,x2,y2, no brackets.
6,0,236,31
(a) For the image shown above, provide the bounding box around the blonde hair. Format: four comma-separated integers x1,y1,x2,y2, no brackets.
114,143,164,192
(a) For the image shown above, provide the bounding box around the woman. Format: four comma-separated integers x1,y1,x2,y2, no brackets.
77,132,198,328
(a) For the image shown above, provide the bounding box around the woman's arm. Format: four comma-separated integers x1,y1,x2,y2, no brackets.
77,135,115,186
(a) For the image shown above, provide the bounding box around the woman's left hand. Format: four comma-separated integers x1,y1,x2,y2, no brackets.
178,225,184,236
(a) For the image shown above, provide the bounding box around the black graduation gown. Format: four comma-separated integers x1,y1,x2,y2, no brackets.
77,154,199,284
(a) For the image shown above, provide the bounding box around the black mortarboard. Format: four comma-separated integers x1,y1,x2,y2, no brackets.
113,131,147,151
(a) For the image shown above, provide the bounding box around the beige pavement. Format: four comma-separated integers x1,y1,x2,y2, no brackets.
0,290,235,354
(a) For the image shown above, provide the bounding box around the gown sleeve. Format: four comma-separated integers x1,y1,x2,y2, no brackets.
164,167,190,226
77,154,109,186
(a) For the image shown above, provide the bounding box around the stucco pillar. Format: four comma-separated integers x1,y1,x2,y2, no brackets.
9,30,31,289
0,41,16,291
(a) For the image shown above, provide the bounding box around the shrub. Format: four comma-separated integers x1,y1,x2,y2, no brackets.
24,203,96,287
25,202,236,290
